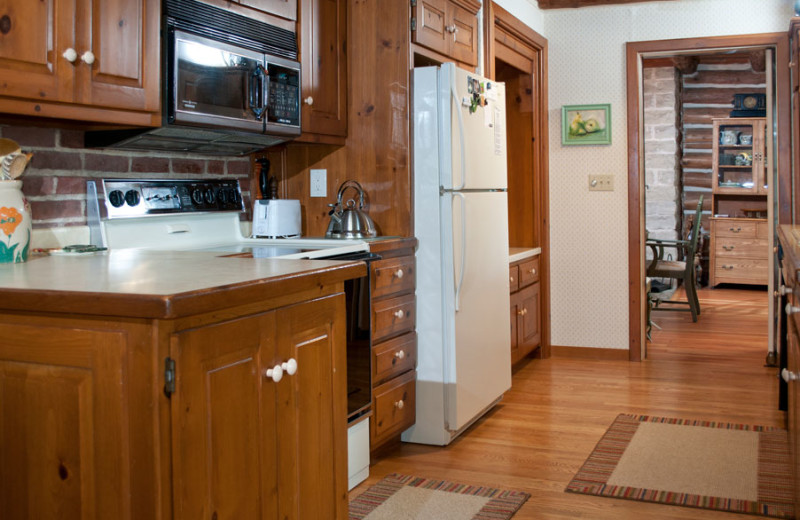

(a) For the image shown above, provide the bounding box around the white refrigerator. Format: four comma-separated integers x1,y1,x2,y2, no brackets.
402,63,512,446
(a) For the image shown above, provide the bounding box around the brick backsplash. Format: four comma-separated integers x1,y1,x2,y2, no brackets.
0,125,253,228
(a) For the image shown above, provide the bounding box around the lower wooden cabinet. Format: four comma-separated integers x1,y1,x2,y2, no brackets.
510,255,541,364
371,370,416,446
710,218,769,286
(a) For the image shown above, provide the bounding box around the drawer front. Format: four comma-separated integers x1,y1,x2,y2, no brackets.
508,265,519,293
372,370,416,442
715,258,769,284
372,293,415,343
372,255,416,299
756,220,769,239
714,237,768,259
518,257,540,288
715,220,758,238
373,333,417,385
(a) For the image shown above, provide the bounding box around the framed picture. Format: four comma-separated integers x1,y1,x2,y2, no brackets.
561,104,611,145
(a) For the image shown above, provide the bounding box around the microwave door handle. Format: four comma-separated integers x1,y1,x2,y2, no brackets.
249,63,266,120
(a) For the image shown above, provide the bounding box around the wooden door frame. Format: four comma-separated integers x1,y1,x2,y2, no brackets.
484,2,551,357
626,33,792,360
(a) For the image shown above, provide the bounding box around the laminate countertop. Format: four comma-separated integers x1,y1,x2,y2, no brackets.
0,250,366,319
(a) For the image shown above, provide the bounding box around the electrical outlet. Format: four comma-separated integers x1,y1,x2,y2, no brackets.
588,174,614,191
310,169,327,197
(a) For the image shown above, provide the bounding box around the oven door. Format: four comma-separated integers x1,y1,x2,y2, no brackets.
170,30,266,132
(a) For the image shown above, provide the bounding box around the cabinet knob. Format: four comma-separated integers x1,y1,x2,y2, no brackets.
781,284,793,296
529,268,536,275
786,303,800,315
304,96,314,105
395,350,405,360
81,50,95,65
394,399,405,410
281,358,298,376
265,364,283,383
394,310,404,319
62,48,78,63
782,368,799,382
395,268,404,279
509,276,514,283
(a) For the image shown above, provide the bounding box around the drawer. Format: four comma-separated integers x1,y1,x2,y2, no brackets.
518,257,540,288
373,333,417,386
756,220,769,239
715,257,769,284
372,370,416,442
371,256,415,299
715,219,759,238
508,265,519,293
372,293,415,343
714,237,768,259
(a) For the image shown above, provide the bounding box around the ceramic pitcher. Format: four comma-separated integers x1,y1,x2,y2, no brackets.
720,130,740,145
0,180,31,262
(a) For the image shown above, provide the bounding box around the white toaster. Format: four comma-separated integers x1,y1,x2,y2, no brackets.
252,199,301,238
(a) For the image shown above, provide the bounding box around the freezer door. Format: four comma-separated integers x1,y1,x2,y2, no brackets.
442,190,511,432
439,63,508,191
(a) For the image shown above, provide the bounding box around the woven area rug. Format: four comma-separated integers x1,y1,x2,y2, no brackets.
566,414,794,518
349,473,530,519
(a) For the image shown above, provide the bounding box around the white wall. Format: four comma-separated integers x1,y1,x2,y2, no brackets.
493,0,545,34
543,0,793,349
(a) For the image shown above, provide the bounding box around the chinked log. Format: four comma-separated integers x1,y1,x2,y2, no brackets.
683,70,766,86
682,88,763,104
681,154,712,170
683,107,735,125
683,128,714,146
683,170,713,190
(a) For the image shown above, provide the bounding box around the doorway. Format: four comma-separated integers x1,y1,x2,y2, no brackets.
626,33,792,361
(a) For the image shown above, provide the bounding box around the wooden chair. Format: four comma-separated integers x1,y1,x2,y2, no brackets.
646,195,704,322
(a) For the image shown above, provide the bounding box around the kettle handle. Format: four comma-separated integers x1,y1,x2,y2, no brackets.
337,180,367,209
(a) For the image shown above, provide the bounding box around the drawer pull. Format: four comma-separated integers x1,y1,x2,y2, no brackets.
394,350,405,360
265,364,283,383
722,245,735,251
394,268,404,279
509,276,514,283
729,227,742,233
782,368,799,382
394,399,405,409
304,96,314,105
529,268,537,275
721,265,734,270
393,310,405,319
786,303,800,315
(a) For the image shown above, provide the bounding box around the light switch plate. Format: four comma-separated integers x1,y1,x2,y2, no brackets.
310,169,327,197
588,174,614,191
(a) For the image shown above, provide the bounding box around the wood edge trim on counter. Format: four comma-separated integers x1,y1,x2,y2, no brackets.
550,345,630,361
367,237,417,257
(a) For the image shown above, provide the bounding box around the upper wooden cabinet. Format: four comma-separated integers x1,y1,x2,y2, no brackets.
298,0,348,141
0,0,160,125
411,0,479,66
237,0,297,20
712,118,768,196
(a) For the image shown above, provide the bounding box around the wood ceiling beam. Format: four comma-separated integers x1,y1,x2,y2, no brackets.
537,0,674,8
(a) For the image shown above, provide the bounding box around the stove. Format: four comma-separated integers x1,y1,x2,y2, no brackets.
88,179,369,258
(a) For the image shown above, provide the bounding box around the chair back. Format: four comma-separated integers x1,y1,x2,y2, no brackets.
686,195,704,258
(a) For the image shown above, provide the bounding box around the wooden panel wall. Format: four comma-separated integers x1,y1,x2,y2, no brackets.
255,0,411,238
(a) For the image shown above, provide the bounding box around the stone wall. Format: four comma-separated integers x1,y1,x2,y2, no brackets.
643,66,680,260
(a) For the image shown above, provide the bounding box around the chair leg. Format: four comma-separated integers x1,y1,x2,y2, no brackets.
684,275,699,322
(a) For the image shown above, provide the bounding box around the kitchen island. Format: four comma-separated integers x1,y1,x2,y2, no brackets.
0,250,365,519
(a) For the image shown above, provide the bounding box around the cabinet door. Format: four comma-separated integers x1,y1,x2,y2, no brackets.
713,118,763,195
510,298,520,364
448,2,477,66
0,0,75,103
171,313,279,520
239,0,297,20
0,323,129,519
754,119,769,195
412,0,449,57
83,0,160,111
300,0,347,137
517,282,541,358
788,319,800,513
275,295,348,520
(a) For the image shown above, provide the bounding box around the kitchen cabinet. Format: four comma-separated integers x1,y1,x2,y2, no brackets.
298,0,347,141
172,295,347,519
368,239,417,452
711,118,767,195
0,0,160,125
411,0,480,66
709,217,769,286
237,0,297,20
509,255,541,364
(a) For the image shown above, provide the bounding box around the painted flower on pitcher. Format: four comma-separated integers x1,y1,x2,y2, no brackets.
0,206,22,237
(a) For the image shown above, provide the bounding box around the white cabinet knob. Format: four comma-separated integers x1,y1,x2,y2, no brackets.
395,268,404,279
281,358,298,376
304,96,314,105
782,368,799,382
265,364,283,382
394,350,405,360
786,303,800,315
394,399,404,409
529,268,537,275
81,50,95,65
781,285,793,296
63,48,78,63
509,276,514,283
394,310,404,319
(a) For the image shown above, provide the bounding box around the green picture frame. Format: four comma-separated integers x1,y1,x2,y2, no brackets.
561,104,611,145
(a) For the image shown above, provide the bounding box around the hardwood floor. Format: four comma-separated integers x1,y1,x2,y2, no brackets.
351,286,785,518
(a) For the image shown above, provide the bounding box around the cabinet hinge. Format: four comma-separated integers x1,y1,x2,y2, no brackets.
411,17,417,31
164,357,176,398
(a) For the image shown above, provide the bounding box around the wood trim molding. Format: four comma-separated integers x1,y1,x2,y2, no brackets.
626,31,791,361
451,0,481,14
550,345,630,361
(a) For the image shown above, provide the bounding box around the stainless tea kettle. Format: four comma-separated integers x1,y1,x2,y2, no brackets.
325,180,377,238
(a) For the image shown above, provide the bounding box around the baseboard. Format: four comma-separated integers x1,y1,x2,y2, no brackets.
550,345,629,360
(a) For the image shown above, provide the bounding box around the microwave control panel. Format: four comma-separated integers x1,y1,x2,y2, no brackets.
102,179,244,219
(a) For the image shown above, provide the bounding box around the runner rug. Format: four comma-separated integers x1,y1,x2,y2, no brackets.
349,473,530,519
566,414,794,518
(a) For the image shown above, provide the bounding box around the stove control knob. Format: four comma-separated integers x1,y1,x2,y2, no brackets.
124,190,141,207
191,189,204,205
219,190,228,204
108,190,125,208
204,188,215,204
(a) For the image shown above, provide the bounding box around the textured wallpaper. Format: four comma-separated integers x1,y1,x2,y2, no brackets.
543,0,793,349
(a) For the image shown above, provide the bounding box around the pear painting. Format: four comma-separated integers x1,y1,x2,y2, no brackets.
562,105,610,145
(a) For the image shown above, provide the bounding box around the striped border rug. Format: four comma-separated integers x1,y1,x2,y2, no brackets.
566,414,794,518
349,473,530,519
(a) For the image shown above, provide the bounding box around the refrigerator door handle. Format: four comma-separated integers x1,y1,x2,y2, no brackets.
452,192,467,311
450,83,466,190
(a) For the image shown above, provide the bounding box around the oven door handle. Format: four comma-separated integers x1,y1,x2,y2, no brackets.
249,63,266,120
